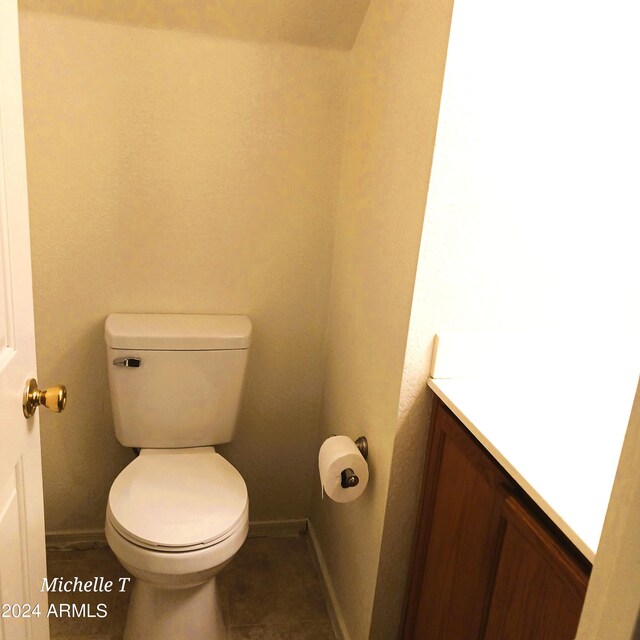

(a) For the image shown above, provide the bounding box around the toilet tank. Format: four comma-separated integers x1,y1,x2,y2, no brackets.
105,314,252,448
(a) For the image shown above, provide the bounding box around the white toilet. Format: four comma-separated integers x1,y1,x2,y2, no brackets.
104,313,252,640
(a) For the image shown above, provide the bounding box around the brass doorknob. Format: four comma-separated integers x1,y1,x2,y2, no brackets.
23,378,67,418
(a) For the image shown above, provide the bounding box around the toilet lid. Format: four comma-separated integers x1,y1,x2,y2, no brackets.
108,447,248,551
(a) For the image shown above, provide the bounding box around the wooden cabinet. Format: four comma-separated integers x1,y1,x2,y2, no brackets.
483,496,589,639
403,399,590,639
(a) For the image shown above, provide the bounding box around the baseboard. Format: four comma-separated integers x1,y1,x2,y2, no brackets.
46,529,107,551
46,519,309,551
307,521,350,640
248,519,308,538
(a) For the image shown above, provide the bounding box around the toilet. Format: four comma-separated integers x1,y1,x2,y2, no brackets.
103,313,252,640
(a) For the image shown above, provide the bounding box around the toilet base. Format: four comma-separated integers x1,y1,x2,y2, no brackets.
123,576,227,640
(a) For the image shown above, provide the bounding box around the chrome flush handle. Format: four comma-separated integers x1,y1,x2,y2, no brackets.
113,357,142,368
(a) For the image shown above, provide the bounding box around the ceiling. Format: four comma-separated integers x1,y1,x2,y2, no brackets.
20,0,372,50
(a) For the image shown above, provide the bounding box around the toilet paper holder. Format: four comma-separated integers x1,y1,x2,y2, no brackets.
353,436,368,460
339,436,368,489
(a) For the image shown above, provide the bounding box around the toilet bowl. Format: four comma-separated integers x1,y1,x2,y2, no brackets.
106,447,249,640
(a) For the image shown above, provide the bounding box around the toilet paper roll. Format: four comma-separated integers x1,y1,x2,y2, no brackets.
319,436,369,503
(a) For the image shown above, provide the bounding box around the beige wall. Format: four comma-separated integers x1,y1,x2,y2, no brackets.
307,0,454,637
576,379,640,639
18,9,349,533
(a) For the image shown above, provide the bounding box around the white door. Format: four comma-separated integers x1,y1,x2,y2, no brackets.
0,2,50,639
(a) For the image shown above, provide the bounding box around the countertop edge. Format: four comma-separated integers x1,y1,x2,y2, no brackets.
427,377,596,563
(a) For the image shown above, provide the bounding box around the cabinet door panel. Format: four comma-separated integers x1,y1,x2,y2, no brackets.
483,496,589,640
410,406,512,639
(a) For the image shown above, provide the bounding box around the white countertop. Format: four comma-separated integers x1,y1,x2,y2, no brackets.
428,333,639,562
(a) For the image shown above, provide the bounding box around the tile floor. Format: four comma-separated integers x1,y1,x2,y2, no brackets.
46,536,337,640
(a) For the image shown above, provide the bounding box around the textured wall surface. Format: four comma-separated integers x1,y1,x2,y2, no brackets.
307,0,454,637
19,9,349,533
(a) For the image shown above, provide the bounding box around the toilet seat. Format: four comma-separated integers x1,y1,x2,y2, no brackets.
108,447,248,552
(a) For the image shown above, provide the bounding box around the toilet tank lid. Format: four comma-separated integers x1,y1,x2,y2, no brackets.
105,314,252,350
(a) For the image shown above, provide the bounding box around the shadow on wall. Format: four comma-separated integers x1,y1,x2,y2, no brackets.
37,316,134,534
369,387,435,639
